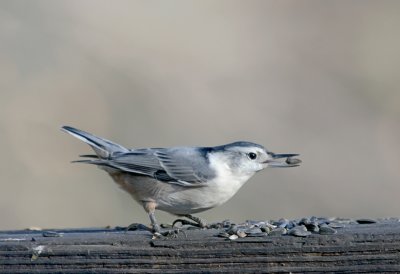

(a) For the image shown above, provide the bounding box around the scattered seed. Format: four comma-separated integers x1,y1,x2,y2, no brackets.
236,230,247,238
222,220,233,228
269,227,287,236
305,222,320,232
265,223,277,230
299,217,311,226
227,225,238,235
251,221,267,228
288,225,311,237
319,224,337,235
42,231,63,238
275,218,289,228
260,226,271,233
229,234,239,240
209,216,350,239
245,227,263,235
356,218,376,224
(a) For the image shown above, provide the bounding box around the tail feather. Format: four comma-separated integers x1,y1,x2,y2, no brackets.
61,126,129,158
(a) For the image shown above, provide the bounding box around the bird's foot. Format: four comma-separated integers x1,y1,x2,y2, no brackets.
186,214,208,228
152,227,187,239
172,219,199,228
172,215,208,229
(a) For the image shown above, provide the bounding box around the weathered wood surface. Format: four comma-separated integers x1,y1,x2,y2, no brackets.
1,219,400,273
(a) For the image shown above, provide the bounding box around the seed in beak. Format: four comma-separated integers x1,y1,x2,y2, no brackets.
286,157,302,165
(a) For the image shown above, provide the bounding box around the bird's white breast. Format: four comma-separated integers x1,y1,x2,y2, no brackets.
205,152,254,204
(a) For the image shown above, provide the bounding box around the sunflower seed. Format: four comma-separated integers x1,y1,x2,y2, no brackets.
236,230,247,238
319,224,337,235
275,218,289,228
269,227,287,236
356,218,376,224
229,234,239,240
286,157,302,165
42,231,63,237
305,222,320,232
288,225,311,237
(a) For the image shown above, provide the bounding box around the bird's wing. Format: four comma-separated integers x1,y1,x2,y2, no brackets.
112,149,163,175
154,148,214,186
76,147,214,187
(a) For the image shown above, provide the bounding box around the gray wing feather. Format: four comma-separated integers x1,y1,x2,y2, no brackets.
80,147,214,187
155,149,210,185
112,150,163,175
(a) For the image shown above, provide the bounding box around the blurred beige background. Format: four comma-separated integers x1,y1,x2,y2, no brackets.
0,0,399,230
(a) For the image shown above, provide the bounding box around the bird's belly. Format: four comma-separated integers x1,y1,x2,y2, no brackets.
156,186,227,215
157,176,250,215
108,171,251,215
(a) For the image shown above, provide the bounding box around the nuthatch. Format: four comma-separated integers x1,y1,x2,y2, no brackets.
62,126,301,234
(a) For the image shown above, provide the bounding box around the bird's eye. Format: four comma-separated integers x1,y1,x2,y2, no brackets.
248,152,257,160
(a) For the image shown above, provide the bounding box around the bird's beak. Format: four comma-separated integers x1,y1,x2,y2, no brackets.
264,153,301,168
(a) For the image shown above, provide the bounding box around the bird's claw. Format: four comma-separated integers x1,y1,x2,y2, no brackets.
172,215,208,229
172,218,199,228
152,228,187,239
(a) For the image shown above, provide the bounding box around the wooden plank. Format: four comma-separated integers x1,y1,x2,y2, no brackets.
1,219,400,273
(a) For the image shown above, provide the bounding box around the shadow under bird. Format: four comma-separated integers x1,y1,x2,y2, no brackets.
61,126,301,235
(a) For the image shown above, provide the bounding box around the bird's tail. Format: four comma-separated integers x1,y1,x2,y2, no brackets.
61,126,129,159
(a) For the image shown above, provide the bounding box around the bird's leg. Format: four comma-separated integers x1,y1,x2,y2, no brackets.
143,201,183,238
149,211,161,233
143,201,161,233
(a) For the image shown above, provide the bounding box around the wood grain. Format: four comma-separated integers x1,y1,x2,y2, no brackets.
1,220,400,273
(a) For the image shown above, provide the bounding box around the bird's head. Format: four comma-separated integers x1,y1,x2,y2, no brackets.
213,141,301,176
